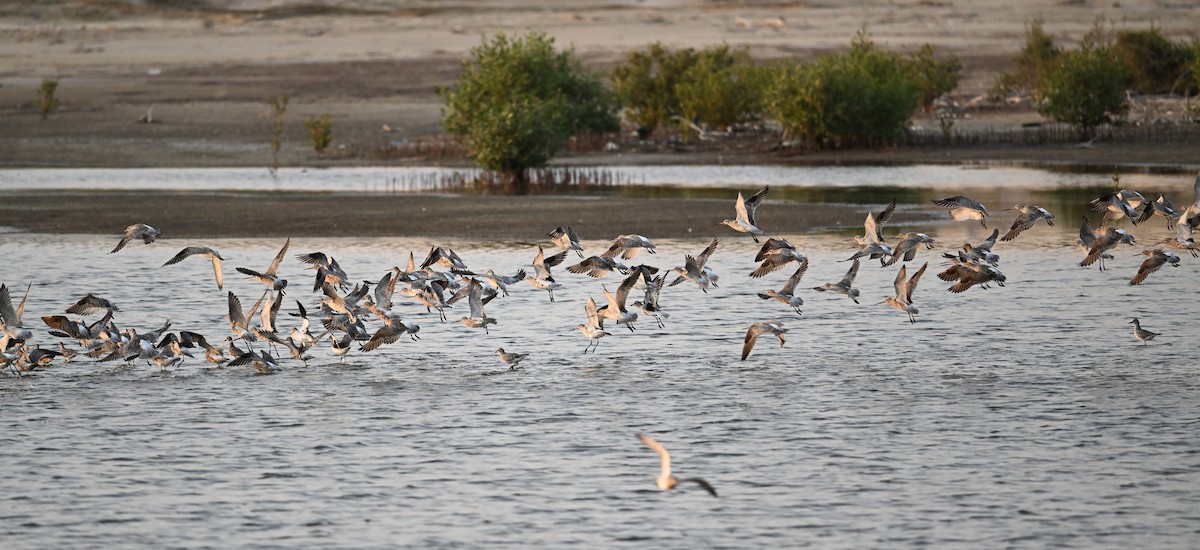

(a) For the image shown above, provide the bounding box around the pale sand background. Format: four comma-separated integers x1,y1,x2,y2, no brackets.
1,1,1197,238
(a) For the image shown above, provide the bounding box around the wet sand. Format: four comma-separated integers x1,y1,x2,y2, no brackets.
0,190,931,239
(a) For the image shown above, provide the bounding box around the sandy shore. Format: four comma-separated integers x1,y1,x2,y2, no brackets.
2,1,1199,170
2,2,1198,239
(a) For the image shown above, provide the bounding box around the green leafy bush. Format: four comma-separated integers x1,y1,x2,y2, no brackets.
441,32,618,183
610,43,698,132
1113,28,1194,94
37,77,60,120
906,44,961,111
675,45,766,132
304,114,333,156
992,18,1060,99
1038,42,1131,136
764,31,921,148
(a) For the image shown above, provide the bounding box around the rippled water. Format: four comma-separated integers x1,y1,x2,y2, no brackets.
2,220,1198,547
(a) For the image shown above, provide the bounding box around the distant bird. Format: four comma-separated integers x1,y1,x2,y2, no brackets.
236,238,291,291
1001,205,1056,241
548,226,585,258
162,246,225,290
719,185,768,243
1128,249,1180,286
742,320,787,360
602,234,657,260
636,434,718,497
576,296,612,353
883,262,928,324
813,259,862,304
110,223,160,253
1135,194,1180,230
933,196,989,228
496,347,529,369
757,257,809,314
1129,318,1159,346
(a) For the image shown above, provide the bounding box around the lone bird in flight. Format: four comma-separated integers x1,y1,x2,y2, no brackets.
636,434,718,497
110,223,161,253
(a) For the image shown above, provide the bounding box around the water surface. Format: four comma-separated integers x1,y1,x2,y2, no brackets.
2,225,1197,548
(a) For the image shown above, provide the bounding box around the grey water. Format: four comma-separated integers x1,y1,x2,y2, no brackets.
2,166,1199,548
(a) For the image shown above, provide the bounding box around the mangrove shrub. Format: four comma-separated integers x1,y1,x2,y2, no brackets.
441,32,618,184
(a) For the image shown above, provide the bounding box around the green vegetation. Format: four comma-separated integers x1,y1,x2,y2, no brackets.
304,114,333,156
1038,40,1130,137
37,77,60,120
907,44,961,111
612,43,766,137
764,31,922,148
1113,27,1195,94
267,94,288,175
992,18,1060,99
441,32,618,186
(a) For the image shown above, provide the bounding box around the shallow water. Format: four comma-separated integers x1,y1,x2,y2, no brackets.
2,221,1198,547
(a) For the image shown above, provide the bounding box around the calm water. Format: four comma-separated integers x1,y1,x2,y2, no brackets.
2,167,1199,548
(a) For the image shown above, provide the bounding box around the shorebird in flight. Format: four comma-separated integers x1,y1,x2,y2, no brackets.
742,320,787,360
496,347,529,369
236,238,291,291
1129,318,1159,346
568,255,629,278
750,237,804,278
719,185,768,243
458,279,497,334
1088,181,1145,226
602,234,656,260
631,273,669,328
598,271,640,331
933,195,989,228
882,233,935,267
1079,223,1135,270
65,293,120,316
636,434,718,497
110,223,161,253
938,261,1006,293
1128,249,1180,286
162,246,225,290
668,238,719,292
1134,194,1180,230
857,198,896,246
548,226,585,258
1000,205,1056,242
814,259,862,304
757,257,809,314
1163,212,1199,257
576,296,612,353
882,262,928,324
0,283,34,342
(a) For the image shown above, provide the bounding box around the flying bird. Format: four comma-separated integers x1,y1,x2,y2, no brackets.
933,196,989,228
741,320,787,360
110,223,161,253
636,434,718,497
719,185,769,243
162,246,225,290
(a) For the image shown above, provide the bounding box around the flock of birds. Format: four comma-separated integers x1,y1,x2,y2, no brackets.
2,171,1199,494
